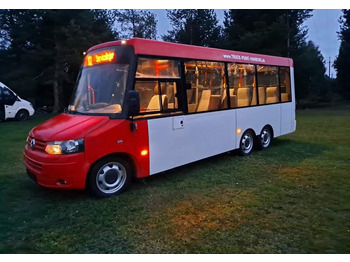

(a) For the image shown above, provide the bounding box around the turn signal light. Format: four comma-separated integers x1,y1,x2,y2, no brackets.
141,149,148,156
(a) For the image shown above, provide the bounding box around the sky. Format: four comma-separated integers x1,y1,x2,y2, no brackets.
151,9,343,78
0,4,344,77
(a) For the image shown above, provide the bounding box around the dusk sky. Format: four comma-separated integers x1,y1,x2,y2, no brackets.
151,9,343,77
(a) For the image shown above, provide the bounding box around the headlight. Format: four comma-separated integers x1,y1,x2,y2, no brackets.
45,139,84,155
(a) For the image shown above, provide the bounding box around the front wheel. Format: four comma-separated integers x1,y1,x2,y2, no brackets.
87,156,132,197
237,130,254,156
15,110,29,121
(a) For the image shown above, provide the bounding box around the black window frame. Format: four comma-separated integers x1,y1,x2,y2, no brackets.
133,55,184,117
183,59,228,114
279,66,293,103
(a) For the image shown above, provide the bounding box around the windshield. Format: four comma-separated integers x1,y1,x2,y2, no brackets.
69,62,129,115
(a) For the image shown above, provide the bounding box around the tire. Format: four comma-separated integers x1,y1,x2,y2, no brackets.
256,126,273,150
87,156,132,197
15,110,29,121
237,130,255,156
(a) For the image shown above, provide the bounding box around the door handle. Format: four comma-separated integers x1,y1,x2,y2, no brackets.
173,116,184,130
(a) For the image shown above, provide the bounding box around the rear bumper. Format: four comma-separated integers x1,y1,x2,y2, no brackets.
24,145,90,189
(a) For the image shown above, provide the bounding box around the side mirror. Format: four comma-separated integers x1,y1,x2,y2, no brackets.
127,90,140,117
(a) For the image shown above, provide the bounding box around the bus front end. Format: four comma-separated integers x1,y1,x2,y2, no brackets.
24,44,150,196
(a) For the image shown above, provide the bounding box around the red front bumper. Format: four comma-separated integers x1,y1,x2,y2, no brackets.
24,145,90,189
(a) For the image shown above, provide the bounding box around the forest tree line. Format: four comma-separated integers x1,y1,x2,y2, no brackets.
0,9,349,112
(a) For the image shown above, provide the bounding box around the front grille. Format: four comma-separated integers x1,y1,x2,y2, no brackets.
25,155,42,172
27,136,47,152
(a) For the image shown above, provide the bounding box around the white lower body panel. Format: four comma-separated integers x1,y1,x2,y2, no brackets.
148,104,295,175
148,110,236,175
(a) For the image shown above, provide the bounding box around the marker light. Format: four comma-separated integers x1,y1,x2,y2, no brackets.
236,128,242,134
141,149,148,156
84,50,116,67
121,40,127,45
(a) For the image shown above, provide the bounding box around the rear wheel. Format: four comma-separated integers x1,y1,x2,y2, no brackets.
87,156,132,197
15,110,29,121
238,130,254,156
256,126,273,150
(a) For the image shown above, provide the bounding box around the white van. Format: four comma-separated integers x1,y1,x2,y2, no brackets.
0,82,35,121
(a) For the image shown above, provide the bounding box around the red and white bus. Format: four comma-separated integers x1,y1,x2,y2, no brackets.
24,38,296,197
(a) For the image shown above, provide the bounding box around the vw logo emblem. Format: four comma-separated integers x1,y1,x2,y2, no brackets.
30,139,36,149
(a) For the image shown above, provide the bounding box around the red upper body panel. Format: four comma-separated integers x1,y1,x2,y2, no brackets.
30,113,109,141
87,38,293,67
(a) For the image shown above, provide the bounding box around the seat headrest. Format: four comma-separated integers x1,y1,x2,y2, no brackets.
237,88,250,96
266,87,278,96
201,89,211,99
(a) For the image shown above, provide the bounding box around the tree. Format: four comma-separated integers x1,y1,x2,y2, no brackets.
223,9,312,57
0,10,43,99
293,41,327,103
334,9,350,99
113,9,157,39
0,9,116,112
37,10,115,112
223,10,329,104
163,9,222,47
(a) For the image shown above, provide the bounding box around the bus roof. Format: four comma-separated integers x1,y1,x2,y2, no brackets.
87,38,293,67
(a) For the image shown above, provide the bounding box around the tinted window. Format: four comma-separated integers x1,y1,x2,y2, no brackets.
135,80,178,114
136,58,180,79
257,66,279,104
1,87,16,105
228,63,256,107
184,61,227,112
280,67,292,102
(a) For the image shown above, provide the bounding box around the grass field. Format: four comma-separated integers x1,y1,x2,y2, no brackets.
0,106,349,254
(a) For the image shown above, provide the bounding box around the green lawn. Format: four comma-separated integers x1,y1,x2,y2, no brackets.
0,106,349,254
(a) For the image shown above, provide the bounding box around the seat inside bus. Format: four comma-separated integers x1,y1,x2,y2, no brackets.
197,89,211,112
237,88,251,107
147,84,168,111
259,87,266,104
281,92,290,102
266,87,279,104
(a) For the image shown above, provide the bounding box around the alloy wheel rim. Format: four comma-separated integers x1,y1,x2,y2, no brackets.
241,133,253,153
96,162,126,194
261,130,271,147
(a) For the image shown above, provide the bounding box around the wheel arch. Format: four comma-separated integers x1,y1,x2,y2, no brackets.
15,108,30,120
86,152,137,187
261,124,274,138
244,128,256,137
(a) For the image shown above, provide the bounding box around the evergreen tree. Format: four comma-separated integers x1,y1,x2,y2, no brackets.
293,41,327,103
0,9,115,112
334,9,350,99
223,9,311,57
37,10,115,112
113,9,157,40
223,9,329,104
163,9,222,47
0,10,43,99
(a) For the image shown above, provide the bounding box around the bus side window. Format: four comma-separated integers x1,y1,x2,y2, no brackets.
185,61,226,112
134,81,179,114
257,66,279,104
135,81,161,112
228,63,256,107
279,67,292,102
162,82,178,110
